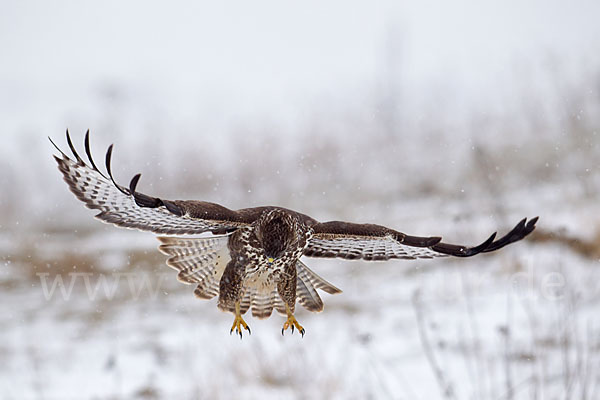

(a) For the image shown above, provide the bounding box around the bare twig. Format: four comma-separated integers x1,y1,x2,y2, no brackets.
412,289,457,400
461,272,486,400
501,293,514,400
519,297,541,400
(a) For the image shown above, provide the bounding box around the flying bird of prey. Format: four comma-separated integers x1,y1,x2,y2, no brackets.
50,131,538,337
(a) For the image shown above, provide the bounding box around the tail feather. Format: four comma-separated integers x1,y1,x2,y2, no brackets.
273,293,287,316
295,260,342,313
297,260,342,295
250,290,275,319
240,288,254,314
237,288,286,319
296,272,324,312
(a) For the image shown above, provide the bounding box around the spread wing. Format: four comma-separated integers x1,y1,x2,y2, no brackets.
304,217,538,261
50,130,252,235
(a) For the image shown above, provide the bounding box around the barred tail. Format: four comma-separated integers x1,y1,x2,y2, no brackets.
239,261,342,318
295,260,342,312
239,288,287,319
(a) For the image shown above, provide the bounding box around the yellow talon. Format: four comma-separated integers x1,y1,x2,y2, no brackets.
230,302,251,338
282,305,305,337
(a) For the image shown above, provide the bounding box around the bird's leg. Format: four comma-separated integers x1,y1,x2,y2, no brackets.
282,304,305,337
278,264,304,337
230,302,251,338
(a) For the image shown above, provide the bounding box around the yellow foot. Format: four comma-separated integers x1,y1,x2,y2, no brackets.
230,303,251,339
282,313,305,337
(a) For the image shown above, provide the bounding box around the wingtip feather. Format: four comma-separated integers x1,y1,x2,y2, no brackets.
83,130,108,178
65,129,84,164
104,144,129,196
48,136,68,158
129,173,141,194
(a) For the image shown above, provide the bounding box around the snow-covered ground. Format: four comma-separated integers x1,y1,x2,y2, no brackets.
2,185,599,399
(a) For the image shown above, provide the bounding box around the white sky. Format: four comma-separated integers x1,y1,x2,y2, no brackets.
1,0,599,137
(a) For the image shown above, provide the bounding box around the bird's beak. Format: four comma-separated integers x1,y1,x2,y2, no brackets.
267,257,274,265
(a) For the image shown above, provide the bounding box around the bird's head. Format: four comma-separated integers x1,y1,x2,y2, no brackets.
255,208,298,262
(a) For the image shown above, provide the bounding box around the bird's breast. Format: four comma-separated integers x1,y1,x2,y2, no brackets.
244,263,281,290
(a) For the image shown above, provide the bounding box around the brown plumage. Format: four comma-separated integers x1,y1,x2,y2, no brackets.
50,131,538,337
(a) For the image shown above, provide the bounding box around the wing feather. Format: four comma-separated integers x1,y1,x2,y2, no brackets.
304,218,538,261
51,130,247,234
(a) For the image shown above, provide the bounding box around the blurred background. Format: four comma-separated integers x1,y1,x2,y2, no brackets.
1,0,600,399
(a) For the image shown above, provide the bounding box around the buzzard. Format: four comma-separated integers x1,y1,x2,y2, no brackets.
50,131,538,337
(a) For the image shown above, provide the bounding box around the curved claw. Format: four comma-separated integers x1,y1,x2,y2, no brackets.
282,312,305,337
230,312,251,339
